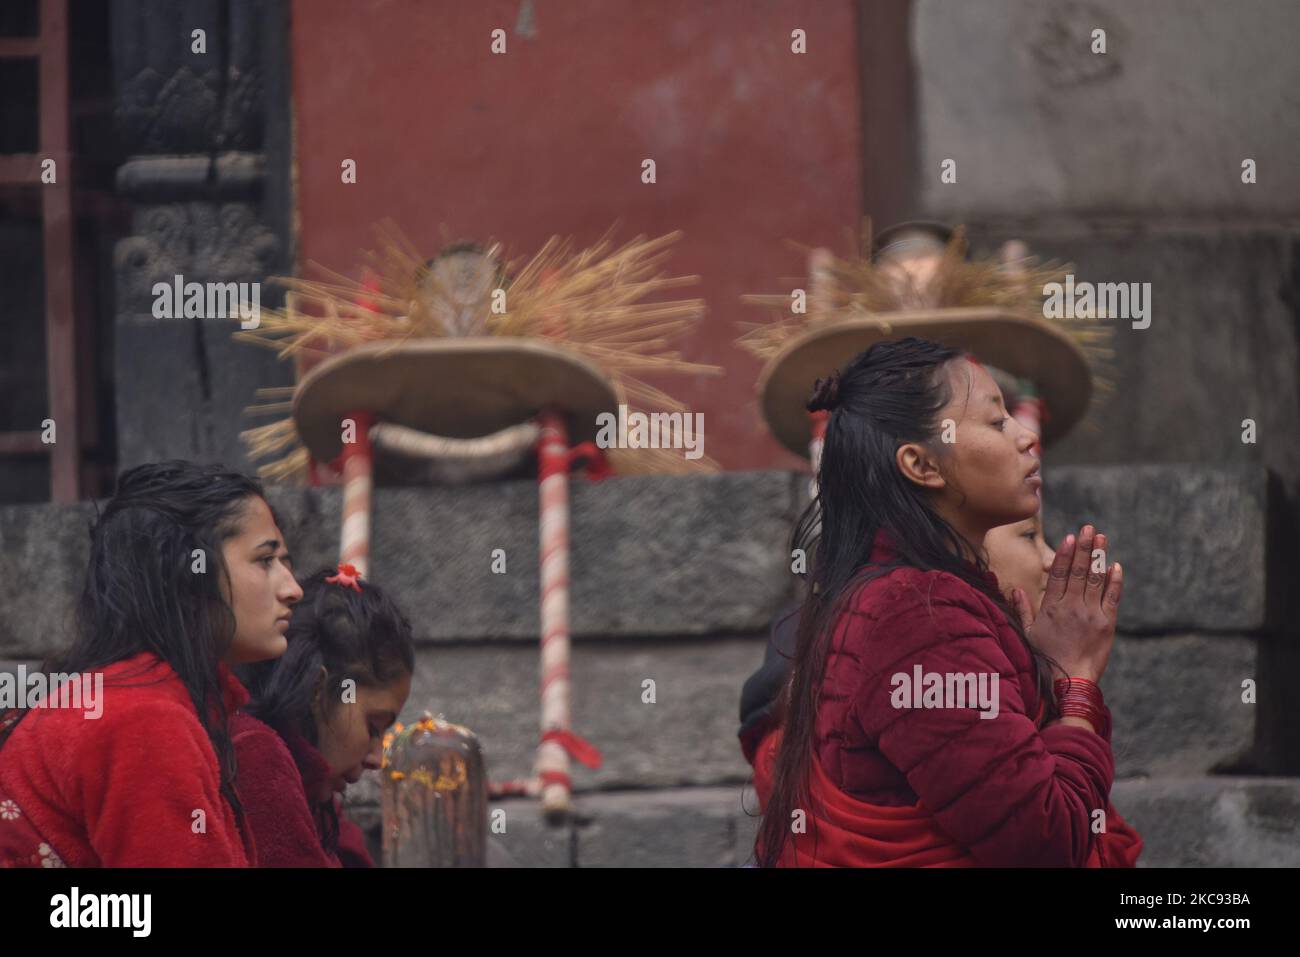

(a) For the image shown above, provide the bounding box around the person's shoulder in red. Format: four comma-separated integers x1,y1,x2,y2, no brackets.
842,562,1034,675
827,525,1038,717
820,557,1029,759
232,712,374,867
0,651,253,867
230,712,341,868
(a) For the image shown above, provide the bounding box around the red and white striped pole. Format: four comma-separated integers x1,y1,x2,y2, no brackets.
338,410,375,577
535,409,574,816
346,407,602,807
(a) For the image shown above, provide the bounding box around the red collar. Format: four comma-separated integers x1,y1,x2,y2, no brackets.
867,527,1001,593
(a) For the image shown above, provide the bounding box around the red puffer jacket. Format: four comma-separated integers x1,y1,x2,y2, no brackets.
811,528,1119,867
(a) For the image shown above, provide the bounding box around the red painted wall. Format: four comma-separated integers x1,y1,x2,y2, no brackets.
290,0,862,470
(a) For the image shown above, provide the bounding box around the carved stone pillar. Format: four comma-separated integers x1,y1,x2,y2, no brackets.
110,0,293,472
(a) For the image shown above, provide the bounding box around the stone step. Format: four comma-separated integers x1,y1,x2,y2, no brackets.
1108,775,1300,868
348,774,1300,868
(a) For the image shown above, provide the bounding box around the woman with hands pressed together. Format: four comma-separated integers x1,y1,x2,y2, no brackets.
757,336,1138,867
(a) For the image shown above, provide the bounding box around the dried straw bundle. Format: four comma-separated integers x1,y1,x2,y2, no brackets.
737,222,1114,405
236,223,719,481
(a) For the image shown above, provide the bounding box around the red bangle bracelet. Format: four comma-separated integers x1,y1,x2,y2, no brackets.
1055,676,1099,692
1053,677,1107,735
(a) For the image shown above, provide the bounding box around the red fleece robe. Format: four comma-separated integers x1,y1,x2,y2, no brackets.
755,527,1142,868
0,652,254,867
231,712,374,868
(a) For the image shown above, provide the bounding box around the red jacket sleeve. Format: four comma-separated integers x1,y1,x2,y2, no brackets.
232,723,340,868
850,573,1115,867
79,699,250,867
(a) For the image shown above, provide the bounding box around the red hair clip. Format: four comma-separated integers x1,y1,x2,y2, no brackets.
325,562,363,593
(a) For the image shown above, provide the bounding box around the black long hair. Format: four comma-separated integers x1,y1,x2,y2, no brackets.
0,460,270,822
239,568,414,852
755,337,1059,866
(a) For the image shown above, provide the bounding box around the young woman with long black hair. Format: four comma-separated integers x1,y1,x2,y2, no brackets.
756,337,1125,867
0,461,302,867
232,566,414,867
